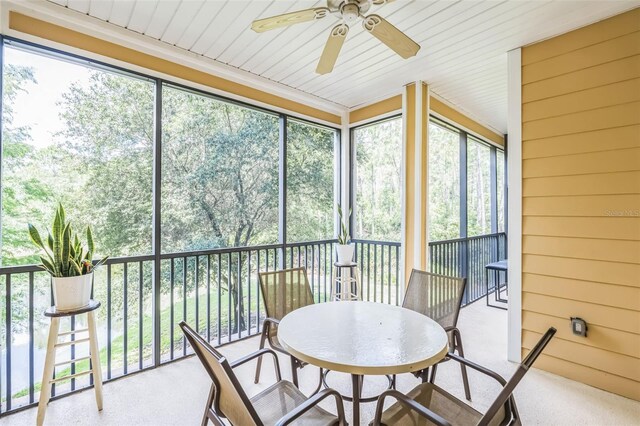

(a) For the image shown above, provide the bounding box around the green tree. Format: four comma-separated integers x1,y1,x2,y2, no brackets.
161,86,279,252
1,64,53,266
2,54,338,338
428,122,461,241
353,118,402,241
57,72,154,258
286,119,335,242
467,138,491,236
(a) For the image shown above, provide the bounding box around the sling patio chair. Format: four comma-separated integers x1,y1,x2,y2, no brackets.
255,267,321,390
179,321,347,426
371,327,557,426
402,269,471,400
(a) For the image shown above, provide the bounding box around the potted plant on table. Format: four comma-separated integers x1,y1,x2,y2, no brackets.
28,204,108,312
336,204,354,265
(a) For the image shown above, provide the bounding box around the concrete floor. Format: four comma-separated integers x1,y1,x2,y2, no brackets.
2,301,638,425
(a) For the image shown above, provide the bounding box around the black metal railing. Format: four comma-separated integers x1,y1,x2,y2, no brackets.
353,240,402,306
429,232,507,305
0,238,402,415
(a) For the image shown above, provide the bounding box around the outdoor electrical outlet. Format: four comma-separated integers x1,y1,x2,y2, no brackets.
571,317,587,337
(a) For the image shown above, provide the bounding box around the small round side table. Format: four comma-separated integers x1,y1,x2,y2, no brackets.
331,262,362,301
37,300,103,426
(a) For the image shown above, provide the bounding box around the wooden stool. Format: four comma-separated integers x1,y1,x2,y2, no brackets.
37,300,103,426
331,262,362,301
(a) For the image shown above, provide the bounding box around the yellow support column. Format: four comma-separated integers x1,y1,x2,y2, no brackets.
403,82,429,285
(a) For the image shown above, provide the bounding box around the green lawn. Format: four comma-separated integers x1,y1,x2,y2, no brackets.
10,284,333,400
10,287,257,400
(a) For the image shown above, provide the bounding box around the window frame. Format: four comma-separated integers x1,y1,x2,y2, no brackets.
0,36,342,261
349,114,403,242
429,116,506,240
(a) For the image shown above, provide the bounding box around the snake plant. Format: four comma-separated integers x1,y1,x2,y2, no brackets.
337,204,352,245
28,204,108,277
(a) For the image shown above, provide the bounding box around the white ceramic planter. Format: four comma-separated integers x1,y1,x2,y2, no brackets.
52,272,93,311
335,244,355,265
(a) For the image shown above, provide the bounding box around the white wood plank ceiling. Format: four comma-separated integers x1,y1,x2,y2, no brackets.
47,0,639,132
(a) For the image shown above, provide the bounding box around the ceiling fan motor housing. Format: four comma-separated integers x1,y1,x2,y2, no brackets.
328,0,372,14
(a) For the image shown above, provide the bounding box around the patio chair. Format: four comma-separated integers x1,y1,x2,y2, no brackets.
372,327,557,426
255,267,319,389
179,321,347,426
402,269,471,400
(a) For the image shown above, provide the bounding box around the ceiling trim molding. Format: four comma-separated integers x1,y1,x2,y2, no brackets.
349,94,403,126
1,0,348,123
345,89,504,148
429,93,504,146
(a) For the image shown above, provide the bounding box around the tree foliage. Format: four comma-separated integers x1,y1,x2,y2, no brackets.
428,123,461,241
2,64,53,265
353,118,402,241
1,55,336,336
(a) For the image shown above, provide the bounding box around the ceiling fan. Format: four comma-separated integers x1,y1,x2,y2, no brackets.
251,0,420,75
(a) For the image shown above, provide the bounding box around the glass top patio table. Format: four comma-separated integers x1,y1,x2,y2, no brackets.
278,301,449,425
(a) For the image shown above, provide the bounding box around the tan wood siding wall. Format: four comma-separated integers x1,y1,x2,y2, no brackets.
521,8,640,401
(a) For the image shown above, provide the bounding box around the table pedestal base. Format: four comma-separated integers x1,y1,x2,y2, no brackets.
321,369,395,402
321,370,395,425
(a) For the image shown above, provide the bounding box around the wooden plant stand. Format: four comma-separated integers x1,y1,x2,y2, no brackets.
37,300,103,426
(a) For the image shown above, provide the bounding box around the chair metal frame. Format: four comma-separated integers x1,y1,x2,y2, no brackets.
372,327,557,426
403,269,471,400
180,321,347,426
254,267,322,390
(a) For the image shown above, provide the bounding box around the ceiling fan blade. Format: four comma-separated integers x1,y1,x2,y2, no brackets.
316,24,350,75
362,14,420,59
251,8,329,33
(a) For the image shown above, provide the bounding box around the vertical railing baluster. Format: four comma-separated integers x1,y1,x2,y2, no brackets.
396,245,404,305
217,253,222,346
311,244,315,297
367,243,371,301
71,313,76,390
387,245,391,304
124,262,128,375
227,253,232,343
329,243,334,302
28,271,34,404
257,250,261,333
139,261,143,370
182,257,187,356
274,247,278,270
1,275,3,415
5,274,11,411
238,253,243,339
373,243,378,303
247,251,251,336
170,258,174,360
195,256,200,338
207,255,211,342
323,243,327,302
107,264,112,379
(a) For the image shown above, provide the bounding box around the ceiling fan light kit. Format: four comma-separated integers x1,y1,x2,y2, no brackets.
251,0,420,75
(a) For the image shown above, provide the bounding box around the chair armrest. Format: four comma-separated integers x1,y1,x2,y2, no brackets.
372,389,451,426
447,352,519,425
447,352,507,386
230,348,282,382
275,388,346,426
262,317,280,328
